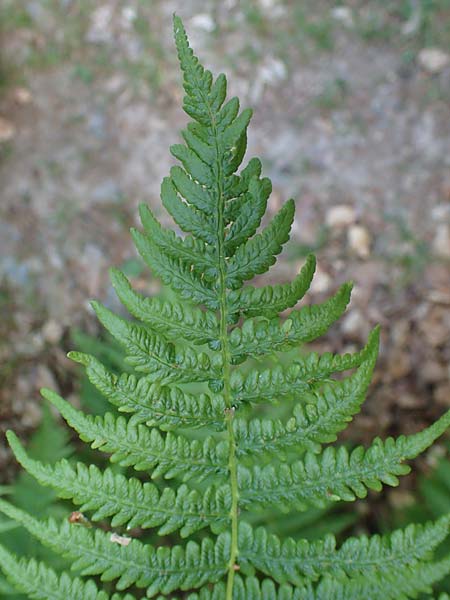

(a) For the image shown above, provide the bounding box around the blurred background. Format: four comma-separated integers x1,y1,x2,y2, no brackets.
1,0,450,573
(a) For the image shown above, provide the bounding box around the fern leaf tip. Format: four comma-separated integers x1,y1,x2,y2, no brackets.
67,350,89,365
40,387,65,408
5,432,27,467
5,430,19,447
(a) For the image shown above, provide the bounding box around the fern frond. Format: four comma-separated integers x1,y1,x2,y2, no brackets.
239,410,450,511
138,202,216,277
0,500,230,597
314,558,450,600
225,200,295,289
170,165,214,216
230,326,379,406
174,13,252,189
68,353,226,430
169,143,214,188
110,267,219,345
229,282,352,358
238,516,450,585
224,177,271,257
227,254,316,318
91,301,220,383
0,544,135,600
132,227,218,309
7,432,230,537
156,575,302,600
155,560,450,600
161,176,216,245
234,330,379,456
42,389,228,481
224,157,262,206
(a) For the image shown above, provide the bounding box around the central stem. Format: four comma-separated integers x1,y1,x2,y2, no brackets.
215,169,239,600
197,74,238,595
220,288,239,599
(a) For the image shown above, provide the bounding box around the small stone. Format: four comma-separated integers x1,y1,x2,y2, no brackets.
331,6,353,27
250,56,287,102
433,224,450,258
391,320,410,348
261,57,287,83
431,203,450,222
13,87,32,105
42,319,64,344
190,14,216,32
35,364,59,391
419,306,450,347
396,391,420,408
341,309,367,341
258,0,287,16
21,401,41,428
79,243,106,296
427,290,450,305
309,265,332,294
434,383,450,407
0,117,15,142
388,350,412,379
388,489,415,509
348,225,371,258
421,360,447,384
342,343,358,354
86,6,113,43
15,333,44,357
418,48,450,74
121,6,137,24
325,205,356,228
425,443,447,467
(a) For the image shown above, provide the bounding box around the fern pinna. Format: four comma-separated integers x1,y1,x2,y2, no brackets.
2,15,450,600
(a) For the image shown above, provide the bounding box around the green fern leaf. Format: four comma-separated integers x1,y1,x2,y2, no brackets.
169,144,213,188
42,389,228,481
229,282,352,358
0,544,135,600
239,410,450,511
0,500,229,597
230,326,378,406
154,560,450,600
137,202,216,277
110,267,219,345
234,328,379,456
91,301,220,383
224,157,262,207
132,227,218,308
224,177,271,257
7,432,230,537
313,558,450,600
169,164,214,215
227,253,316,317
155,575,302,600
68,352,225,429
238,516,450,584
226,200,295,289
160,176,216,245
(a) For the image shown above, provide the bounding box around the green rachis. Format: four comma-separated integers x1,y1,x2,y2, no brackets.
1,15,450,600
